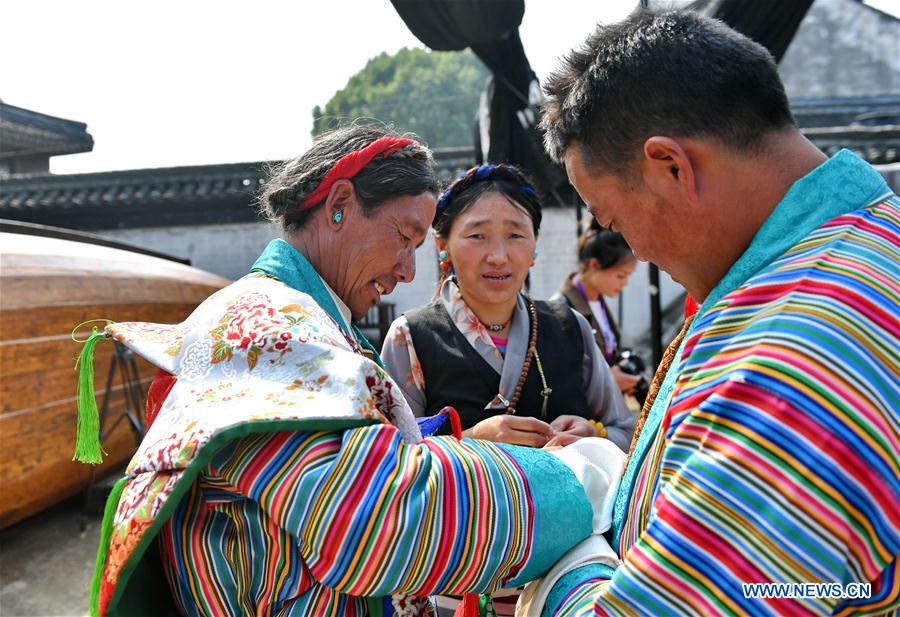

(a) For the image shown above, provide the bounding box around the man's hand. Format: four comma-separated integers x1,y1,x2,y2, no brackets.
465,415,555,447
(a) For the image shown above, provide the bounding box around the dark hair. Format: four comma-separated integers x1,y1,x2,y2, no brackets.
540,10,796,177
258,122,438,232
432,164,543,239
577,228,634,270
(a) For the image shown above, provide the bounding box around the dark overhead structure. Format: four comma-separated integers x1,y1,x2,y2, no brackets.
391,0,568,202
392,0,830,369
691,0,814,62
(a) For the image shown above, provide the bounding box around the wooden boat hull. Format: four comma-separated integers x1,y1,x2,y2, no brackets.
0,231,230,528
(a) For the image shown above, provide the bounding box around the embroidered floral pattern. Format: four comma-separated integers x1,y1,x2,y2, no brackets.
110,321,190,346
391,319,426,391
208,292,295,370
391,593,434,616
99,470,184,613
126,422,210,475
178,338,215,382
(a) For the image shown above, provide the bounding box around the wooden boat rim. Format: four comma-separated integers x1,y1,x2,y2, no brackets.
1,218,190,264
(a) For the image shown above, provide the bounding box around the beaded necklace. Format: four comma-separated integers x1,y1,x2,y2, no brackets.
503,298,552,417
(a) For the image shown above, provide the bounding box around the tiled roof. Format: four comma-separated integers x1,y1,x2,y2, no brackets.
0,162,267,230
0,149,477,230
805,125,900,166
791,97,900,166
1,119,896,231
792,95,900,129
0,102,94,158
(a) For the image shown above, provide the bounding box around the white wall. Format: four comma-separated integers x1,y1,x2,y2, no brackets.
100,222,281,282
98,208,684,347
780,0,900,97
650,0,900,97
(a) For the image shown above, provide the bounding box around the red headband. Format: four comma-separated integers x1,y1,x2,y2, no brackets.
300,136,416,209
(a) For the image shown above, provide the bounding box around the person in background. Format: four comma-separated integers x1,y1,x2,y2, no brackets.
553,224,643,398
382,164,635,453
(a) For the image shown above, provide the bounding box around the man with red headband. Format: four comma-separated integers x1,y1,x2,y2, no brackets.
81,124,629,617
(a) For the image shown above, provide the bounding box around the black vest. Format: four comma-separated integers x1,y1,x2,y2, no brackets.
405,299,588,433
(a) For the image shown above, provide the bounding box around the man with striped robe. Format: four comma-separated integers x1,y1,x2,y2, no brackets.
532,9,899,616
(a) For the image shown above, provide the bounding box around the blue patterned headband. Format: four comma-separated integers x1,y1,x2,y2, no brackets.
436,164,536,213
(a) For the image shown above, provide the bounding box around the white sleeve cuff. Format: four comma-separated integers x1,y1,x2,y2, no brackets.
516,534,619,617
548,437,626,534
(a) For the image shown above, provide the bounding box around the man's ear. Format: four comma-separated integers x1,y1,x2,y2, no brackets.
641,136,699,207
324,179,358,230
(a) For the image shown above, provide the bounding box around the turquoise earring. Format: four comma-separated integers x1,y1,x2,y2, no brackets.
332,210,343,224
438,250,448,260
533,250,539,259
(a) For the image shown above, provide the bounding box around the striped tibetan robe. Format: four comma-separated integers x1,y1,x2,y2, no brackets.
546,151,899,616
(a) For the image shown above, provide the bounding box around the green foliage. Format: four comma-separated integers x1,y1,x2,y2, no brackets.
312,48,489,148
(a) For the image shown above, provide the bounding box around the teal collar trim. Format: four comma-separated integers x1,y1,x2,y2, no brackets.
250,239,383,367
611,150,890,546
704,149,890,311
